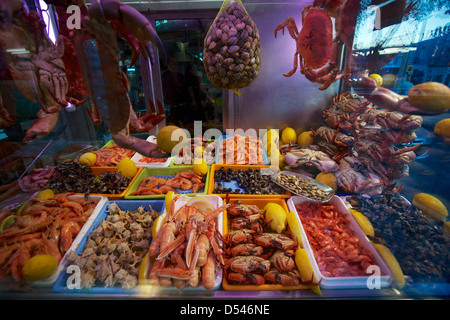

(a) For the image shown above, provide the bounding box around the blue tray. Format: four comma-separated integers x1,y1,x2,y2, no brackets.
52,200,165,294
216,135,269,165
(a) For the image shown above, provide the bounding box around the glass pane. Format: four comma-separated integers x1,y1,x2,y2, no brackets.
156,18,223,134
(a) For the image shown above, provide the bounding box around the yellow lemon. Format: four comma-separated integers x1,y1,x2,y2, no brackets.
294,248,321,295
315,172,337,192
187,197,215,214
369,73,383,87
267,145,280,159
264,203,287,233
434,118,450,139
297,131,314,146
349,208,375,237
16,201,28,216
152,213,167,240
412,193,448,222
165,190,175,213
286,211,302,248
281,127,297,145
138,251,150,284
262,129,279,145
408,82,450,112
22,254,58,282
0,215,16,232
79,152,97,167
36,189,55,199
193,159,208,176
117,157,138,179
373,244,405,289
194,146,205,159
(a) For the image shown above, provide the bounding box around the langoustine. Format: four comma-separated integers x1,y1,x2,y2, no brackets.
147,196,230,290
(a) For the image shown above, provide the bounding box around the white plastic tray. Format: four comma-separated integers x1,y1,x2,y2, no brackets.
287,195,392,289
33,195,108,286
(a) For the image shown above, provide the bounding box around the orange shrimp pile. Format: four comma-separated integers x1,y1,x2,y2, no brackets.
295,201,379,278
0,195,97,282
129,170,205,196
217,136,266,165
94,144,136,166
138,157,167,164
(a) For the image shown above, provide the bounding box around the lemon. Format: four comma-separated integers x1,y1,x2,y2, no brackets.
262,129,279,145
187,197,215,214
349,208,375,237
373,244,405,289
138,251,150,284
264,203,287,233
194,146,205,159
369,73,383,87
408,82,450,112
412,193,448,222
193,159,208,176
165,190,175,213
315,172,337,192
36,189,55,199
152,213,167,240
79,152,97,166
294,248,321,295
297,131,314,146
22,254,58,282
117,157,138,179
286,211,302,247
279,154,286,170
281,127,297,145
16,201,28,216
0,215,16,232
434,118,450,140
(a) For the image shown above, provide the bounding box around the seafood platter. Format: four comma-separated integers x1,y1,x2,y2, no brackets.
216,135,269,165
125,167,210,199
53,200,164,293
287,195,392,289
222,197,311,291
207,164,289,198
138,195,225,292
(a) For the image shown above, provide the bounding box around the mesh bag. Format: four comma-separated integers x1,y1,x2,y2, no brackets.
203,0,261,91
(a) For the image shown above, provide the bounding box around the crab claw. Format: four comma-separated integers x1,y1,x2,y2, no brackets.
88,0,167,65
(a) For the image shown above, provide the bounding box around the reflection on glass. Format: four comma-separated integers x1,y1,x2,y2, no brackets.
156,19,223,134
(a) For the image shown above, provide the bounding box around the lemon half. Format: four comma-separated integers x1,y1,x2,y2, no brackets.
36,189,55,199
22,254,58,282
186,197,215,214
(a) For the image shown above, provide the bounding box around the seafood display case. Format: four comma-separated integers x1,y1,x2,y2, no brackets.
0,0,449,301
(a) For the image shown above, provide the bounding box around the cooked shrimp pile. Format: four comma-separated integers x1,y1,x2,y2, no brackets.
129,170,205,196
0,195,97,282
217,136,266,165
65,203,159,290
94,145,136,167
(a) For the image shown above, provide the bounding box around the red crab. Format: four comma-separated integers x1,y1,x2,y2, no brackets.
274,0,359,90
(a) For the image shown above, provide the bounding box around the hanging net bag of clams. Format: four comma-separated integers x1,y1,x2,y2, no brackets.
203,0,261,94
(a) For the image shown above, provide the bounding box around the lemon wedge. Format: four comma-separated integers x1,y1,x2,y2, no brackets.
264,203,287,233
36,189,55,199
186,197,215,214
22,254,58,282
0,215,16,232
286,211,302,247
152,213,167,240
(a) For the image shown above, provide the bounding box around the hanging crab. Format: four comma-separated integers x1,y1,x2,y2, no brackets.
0,0,69,142
274,0,446,115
